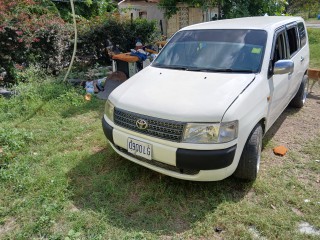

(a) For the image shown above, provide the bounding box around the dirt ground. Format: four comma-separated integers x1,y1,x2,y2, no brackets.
261,81,320,172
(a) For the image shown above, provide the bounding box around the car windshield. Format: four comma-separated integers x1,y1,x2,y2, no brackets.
152,29,267,73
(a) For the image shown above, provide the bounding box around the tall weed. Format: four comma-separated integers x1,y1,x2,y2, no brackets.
0,67,84,121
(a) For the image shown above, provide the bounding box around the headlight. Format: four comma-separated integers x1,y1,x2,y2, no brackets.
105,99,114,122
219,121,238,143
182,121,238,144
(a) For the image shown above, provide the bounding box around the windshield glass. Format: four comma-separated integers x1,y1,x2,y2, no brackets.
152,29,267,73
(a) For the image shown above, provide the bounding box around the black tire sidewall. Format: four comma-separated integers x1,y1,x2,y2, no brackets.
234,124,263,181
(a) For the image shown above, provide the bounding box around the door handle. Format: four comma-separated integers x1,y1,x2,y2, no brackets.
300,56,305,62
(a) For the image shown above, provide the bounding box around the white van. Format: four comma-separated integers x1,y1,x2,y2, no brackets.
102,16,309,181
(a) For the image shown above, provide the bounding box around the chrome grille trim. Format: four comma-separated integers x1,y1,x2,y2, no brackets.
114,108,185,142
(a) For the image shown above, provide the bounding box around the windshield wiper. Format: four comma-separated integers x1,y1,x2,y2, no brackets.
153,65,255,73
225,69,255,73
188,68,255,73
153,64,189,70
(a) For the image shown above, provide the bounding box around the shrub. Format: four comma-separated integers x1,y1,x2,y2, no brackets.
0,0,72,83
76,16,158,64
0,1,157,83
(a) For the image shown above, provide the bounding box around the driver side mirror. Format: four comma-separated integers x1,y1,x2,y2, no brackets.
273,60,294,75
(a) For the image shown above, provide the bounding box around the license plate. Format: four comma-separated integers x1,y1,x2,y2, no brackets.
127,138,152,160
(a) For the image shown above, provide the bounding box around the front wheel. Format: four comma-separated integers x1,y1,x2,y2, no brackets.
290,75,308,108
233,124,263,181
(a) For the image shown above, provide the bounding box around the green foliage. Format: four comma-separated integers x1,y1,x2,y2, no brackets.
307,28,320,44
287,0,320,18
308,28,320,69
53,0,117,21
0,67,82,122
0,0,157,83
0,128,33,167
76,16,157,64
158,0,180,18
0,0,73,83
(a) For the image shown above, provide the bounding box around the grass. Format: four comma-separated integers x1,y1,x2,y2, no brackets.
1,30,320,239
308,28,320,68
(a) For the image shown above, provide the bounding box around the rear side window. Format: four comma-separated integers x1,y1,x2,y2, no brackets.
286,26,299,56
298,22,307,47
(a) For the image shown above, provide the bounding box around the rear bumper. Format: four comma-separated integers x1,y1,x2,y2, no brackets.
102,116,237,181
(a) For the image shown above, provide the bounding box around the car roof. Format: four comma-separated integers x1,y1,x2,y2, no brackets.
182,16,303,31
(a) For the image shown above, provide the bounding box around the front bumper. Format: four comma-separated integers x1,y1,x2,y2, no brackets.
102,116,238,181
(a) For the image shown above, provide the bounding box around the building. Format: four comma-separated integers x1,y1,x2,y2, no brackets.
118,0,218,37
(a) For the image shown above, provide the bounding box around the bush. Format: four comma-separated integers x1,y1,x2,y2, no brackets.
0,1,157,84
76,16,158,64
0,0,72,83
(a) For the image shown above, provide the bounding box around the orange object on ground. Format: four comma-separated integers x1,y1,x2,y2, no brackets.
112,53,139,63
85,93,91,101
273,146,288,156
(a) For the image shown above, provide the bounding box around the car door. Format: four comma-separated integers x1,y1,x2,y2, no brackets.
285,22,305,100
266,28,290,129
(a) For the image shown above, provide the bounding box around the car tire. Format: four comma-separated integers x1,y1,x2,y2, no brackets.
290,74,308,108
234,124,263,181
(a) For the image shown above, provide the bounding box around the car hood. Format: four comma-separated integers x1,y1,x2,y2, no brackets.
109,66,255,122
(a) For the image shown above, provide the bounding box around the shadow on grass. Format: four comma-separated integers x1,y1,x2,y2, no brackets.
263,106,301,147
68,146,252,234
307,92,320,101
263,92,320,147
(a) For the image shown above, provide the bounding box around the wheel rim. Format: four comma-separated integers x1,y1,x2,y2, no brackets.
256,135,262,173
302,78,309,104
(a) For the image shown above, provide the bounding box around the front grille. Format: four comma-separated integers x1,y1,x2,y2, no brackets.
114,108,185,142
116,146,199,175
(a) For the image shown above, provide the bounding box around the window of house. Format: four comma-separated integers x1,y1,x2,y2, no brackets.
286,26,298,56
297,22,307,47
139,11,147,19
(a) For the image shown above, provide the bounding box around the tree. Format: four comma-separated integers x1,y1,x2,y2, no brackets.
286,0,320,18
52,0,117,21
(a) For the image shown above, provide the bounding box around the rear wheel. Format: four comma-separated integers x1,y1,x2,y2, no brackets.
290,75,308,108
234,124,263,181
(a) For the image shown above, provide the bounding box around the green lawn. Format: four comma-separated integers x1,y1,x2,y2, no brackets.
0,30,320,239
308,28,320,68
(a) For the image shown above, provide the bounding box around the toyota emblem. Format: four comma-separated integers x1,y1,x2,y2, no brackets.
136,119,148,130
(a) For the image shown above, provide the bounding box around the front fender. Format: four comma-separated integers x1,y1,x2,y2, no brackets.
221,76,269,172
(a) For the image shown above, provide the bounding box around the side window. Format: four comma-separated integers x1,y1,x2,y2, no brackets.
286,26,299,56
273,32,288,63
269,31,288,78
298,22,306,47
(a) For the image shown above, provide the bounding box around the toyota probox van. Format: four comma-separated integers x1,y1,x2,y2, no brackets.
102,16,309,181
